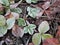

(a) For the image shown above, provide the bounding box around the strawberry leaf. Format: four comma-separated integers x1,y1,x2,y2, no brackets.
42,34,53,41
0,26,7,37
38,21,49,34
26,0,38,3
0,15,6,26
27,7,40,18
32,33,41,45
11,8,22,14
24,24,36,35
17,18,26,27
2,0,10,6
7,17,15,29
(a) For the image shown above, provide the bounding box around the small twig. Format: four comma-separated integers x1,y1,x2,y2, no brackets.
25,36,31,45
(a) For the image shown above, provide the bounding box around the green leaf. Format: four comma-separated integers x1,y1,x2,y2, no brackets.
0,11,4,15
42,34,53,41
17,18,26,27
26,0,31,3
11,8,22,14
32,33,41,45
27,7,40,18
0,26,7,37
0,15,6,26
0,0,3,4
38,21,49,34
26,0,38,3
24,24,36,35
7,17,15,29
2,0,10,6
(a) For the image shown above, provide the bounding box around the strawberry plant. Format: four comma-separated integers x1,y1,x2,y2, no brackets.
32,21,53,45
0,0,60,45
24,24,36,35
26,0,38,3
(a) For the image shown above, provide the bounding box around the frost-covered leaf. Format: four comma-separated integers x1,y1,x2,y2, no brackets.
26,0,38,3
7,17,15,29
24,24,36,35
38,21,49,34
0,26,7,37
17,18,26,26
32,33,41,45
2,0,10,6
11,12,19,19
11,8,22,14
12,24,24,37
27,7,40,18
0,15,6,26
42,34,53,41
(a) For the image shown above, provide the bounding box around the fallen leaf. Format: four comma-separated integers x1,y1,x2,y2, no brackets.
43,38,59,45
12,24,24,37
11,12,19,19
29,43,34,45
56,26,60,42
42,1,51,10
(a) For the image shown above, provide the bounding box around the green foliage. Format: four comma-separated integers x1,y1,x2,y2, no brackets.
26,0,38,3
17,18,26,27
42,34,53,41
10,8,22,14
0,15,6,26
32,21,53,45
24,24,36,35
0,26,7,37
32,33,41,45
27,7,40,18
38,21,50,34
0,11,3,15
2,0,10,6
7,17,15,29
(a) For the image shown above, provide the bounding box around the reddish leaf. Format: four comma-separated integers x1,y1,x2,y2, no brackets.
11,12,19,19
42,1,51,10
56,26,60,42
57,26,60,31
29,43,34,45
52,0,60,7
0,4,4,11
43,38,59,45
5,11,19,19
5,10,13,19
12,24,24,37
36,10,44,18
